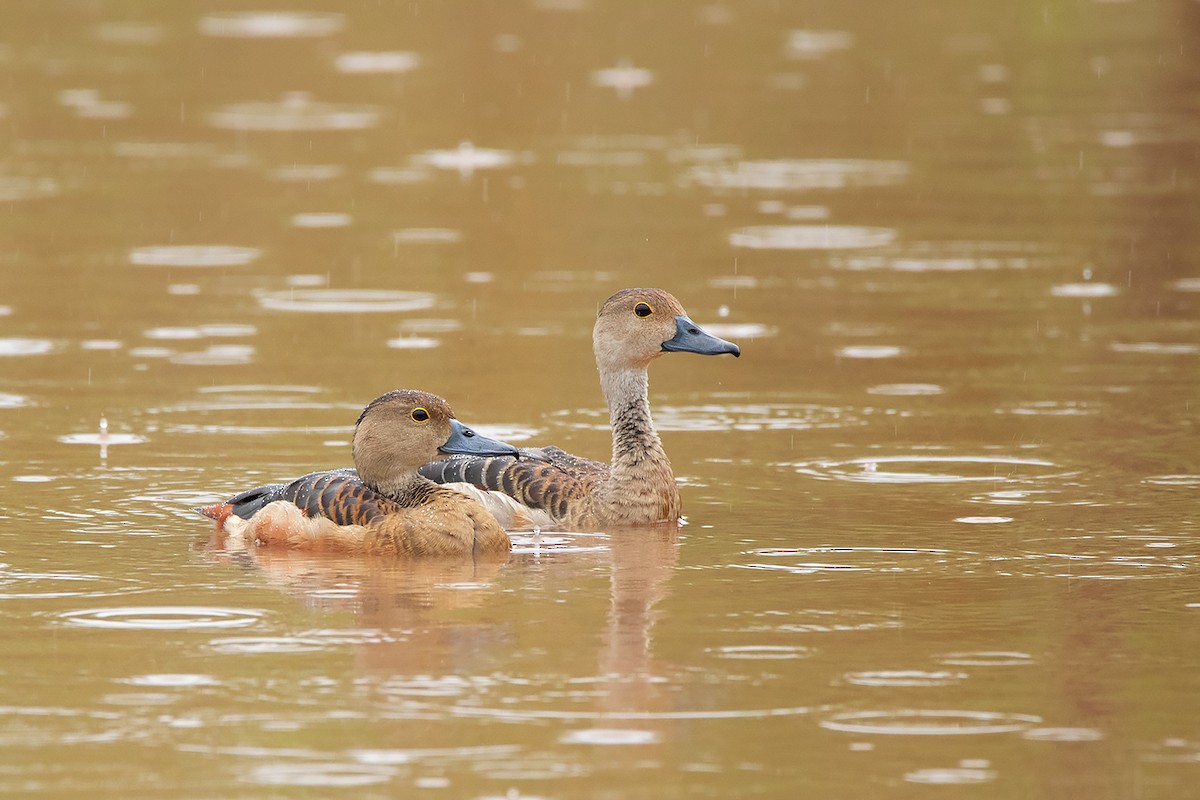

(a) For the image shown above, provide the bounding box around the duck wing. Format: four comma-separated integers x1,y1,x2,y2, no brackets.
418,447,608,520
198,468,401,526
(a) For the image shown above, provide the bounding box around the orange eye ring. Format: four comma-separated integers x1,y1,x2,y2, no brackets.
411,407,430,422
634,302,654,318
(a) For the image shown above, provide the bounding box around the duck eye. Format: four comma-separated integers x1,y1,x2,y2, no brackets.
410,407,430,423
634,302,654,318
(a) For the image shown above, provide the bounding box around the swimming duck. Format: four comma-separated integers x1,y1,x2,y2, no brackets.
198,389,518,559
419,288,740,529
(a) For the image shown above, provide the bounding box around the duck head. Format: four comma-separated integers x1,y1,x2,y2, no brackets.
352,389,518,486
593,287,741,370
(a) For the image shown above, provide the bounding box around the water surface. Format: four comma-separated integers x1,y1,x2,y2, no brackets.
1,2,1198,797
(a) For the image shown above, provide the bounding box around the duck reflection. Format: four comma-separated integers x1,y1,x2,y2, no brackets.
211,546,509,675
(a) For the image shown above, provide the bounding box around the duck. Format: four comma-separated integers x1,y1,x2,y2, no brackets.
197,389,519,559
418,288,740,530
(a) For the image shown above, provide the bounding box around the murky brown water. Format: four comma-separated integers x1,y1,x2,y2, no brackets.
3,1,1199,797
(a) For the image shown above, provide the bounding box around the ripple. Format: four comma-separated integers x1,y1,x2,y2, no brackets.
620,403,860,433
59,606,264,630
590,59,654,100
561,728,660,745
0,338,56,356
392,228,463,244
786,29,854,59
1050,282,1119,298
730,225,896,250
935,651,1033,667
385,336,440,350
412,142,519,177
170,345,256,366
867,383,944,396
906,767,996,784
291,212,351,228
335,51,421,74
1109,342,1199,355
256,289,435,314
451,704,811,722
837,345,905,359
844,671,967,687
271,163,344,182
1171,277,1200,292
130,245,261,267
991,543,1192,580
830,240,1055,272
791,455,1065,484
199,12,344,38
700,322,776,339
710,645,813,660
243,762,396,787
1143,474,1200,487
737,546,970,575
729,608,902,635
59,432,147,446
208,93,381,132
123,674,221,688
0,175,60,201
510,531,610,556
1022,727,1104,742
209,636,330,654
1001,400,1093,416
0,392,30,408
685,159,908,191
0,571,135,601
821,710,1041,736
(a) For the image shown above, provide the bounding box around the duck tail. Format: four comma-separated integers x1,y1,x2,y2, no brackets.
194,503,233,526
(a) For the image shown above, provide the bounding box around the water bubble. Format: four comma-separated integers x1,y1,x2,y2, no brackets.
955,516,1013,524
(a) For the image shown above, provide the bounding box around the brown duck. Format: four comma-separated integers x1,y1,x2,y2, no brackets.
198,389,517,559
419,288,740,530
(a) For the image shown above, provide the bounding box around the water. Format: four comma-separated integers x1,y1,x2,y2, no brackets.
1,2,1198,797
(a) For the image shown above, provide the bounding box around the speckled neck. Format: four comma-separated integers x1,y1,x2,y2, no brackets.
600,366,673,485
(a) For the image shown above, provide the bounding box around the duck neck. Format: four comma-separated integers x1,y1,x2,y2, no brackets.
601,365,670,480
365,470,439,508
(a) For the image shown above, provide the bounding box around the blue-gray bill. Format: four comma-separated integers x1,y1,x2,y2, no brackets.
661,315,741,357
440,418,521,458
